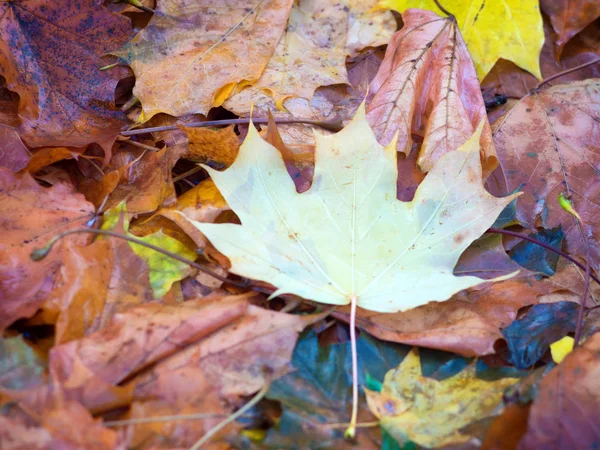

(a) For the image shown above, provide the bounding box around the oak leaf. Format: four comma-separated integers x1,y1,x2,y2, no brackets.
366,9,496,176
182,105,517,313
366,348,518,447
0,0,131,162
376,1,544,80
112,0,293,119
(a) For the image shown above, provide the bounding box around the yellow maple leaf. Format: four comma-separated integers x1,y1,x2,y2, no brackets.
367,349,518,447
376,0,544,79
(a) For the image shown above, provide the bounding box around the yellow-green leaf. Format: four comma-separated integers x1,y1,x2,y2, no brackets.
367,349,518,447
550,336,574,364
179,104,518,313
376,0,544,79
102,204,196,298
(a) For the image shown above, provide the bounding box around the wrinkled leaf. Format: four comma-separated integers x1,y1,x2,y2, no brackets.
509,227,565,276
377,0,544,79
366,9,496,175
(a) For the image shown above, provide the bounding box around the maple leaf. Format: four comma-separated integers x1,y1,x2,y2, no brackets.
112,0,293,120
366,348,518,447
182,105,517,313
366,9,496,176
0,0,131,162
376,1,544,80
492,79,600,272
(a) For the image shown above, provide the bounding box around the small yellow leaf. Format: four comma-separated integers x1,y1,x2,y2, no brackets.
550,336,574,364
368,349,518,447
377,0,544,79
102,203,196,298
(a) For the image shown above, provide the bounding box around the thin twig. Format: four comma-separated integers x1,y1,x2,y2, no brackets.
105,413,234,427
344,295,359,439
535,57,600,90
121,116,344,136
189,381,270,450
173,166,203,183
124,139,161,152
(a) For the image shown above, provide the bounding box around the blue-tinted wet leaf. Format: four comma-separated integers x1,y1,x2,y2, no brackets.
475,359,529,381
502,302,577,369
509,227,564,276
420,348,471,381
492,194,519,229
262,331,409,449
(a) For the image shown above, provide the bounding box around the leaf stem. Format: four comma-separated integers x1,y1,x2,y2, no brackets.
535,57,600,90
189,380,270,450
120,116,344,136
433,0,454,18
344,295,359,440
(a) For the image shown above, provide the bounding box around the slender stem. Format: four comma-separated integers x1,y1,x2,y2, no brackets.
189,381,270,450
124,139,161,152
535,57,600,90
173,166,203,183
344,295,359,439
121,116,344,136
105,413,232,427
487,227,600,287
100,62,120,71
574,234,591,346
433,0,454,18
32,228,249,289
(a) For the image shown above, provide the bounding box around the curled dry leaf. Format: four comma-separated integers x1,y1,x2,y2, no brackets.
0,0,131,162
377,0,544,80
540,0,600,56
112,0,293,119
492,79,600,271
519,332,600,448
366,9,496,176
0,169,94,331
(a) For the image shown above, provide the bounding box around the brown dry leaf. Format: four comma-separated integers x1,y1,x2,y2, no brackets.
482,18,600,100
112,0,293,120
366,9,496,176
0,126,31,172
0,0,131,162
519,332,600,448
0,79,20,127
22,148,79,174
224,0,394,113
180,125,240,168
492,79,600,271
0,169,94,331
540,0,600,56
41,235,156,345
481,404,530,450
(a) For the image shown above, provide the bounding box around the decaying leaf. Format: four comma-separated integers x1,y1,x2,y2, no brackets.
376,1,544,80
112,0,293,119
181,105,517,312
367,348,518,448
492,80,600,271
224,0,394,112
519,332,600,449
180,124,240,168
366,9,496,175
0,169,94,331
0,0,131,161
540,0,600,56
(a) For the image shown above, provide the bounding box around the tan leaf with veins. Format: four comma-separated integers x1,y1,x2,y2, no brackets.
112,0,293,119
367,9,496,176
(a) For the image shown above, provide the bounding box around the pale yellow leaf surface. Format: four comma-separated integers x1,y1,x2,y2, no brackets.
224,0,395,113
179,105,517,313
112,0,293,120
376,0,544,79
367,349,518,447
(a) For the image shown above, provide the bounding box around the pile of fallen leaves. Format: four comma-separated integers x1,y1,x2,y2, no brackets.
1,0,600,448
